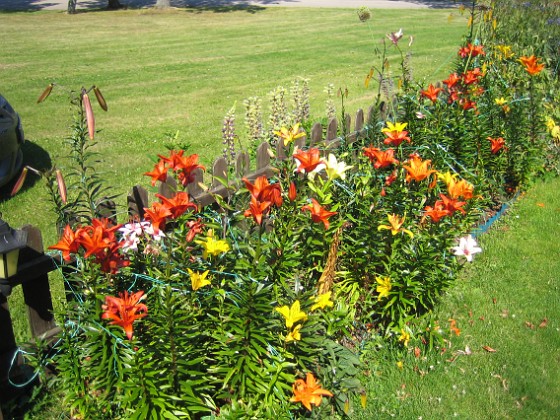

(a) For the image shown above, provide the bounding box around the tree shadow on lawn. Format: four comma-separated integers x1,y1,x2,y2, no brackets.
0,0,467,13
0,0,268,13
0,140,52,205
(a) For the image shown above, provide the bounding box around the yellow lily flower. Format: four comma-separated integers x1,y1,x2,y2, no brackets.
311,291,334,311
381,121,407,134
276,300,308,329
195,229,230,259
187,268,211,291
399,329,411,347
285,324,302,342
376,277,392,301
378,214,414,238
274,123,306,146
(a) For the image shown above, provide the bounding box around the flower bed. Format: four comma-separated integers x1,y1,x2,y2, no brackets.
13,1,560,418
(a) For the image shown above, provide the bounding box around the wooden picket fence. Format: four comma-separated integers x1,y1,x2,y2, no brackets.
127,107,375,214
0,106,377,414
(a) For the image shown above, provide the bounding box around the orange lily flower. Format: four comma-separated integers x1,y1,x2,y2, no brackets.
423,202,450,223
102,290,148,340
156,191,198,219
243,176,283,207
244,197,272,225
519,55,545,76
487,137,506,154
293,148,324,174
439,193,466,215
302,198,337,230
290,372,333,411
402,154,437,183
380,121,411,147
49,224,81,262
144,160,168,186
378,213,413,237
363,146,399,169
143,202,172,233
446,178,474,200
420,84,443,103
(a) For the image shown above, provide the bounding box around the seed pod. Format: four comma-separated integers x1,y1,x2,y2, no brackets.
93,86,108,111
11,167,28,197
56,169,68,204
37,83,54,103
82,91,95,140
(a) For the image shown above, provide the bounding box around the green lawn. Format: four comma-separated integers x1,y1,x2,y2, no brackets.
352,177,560,419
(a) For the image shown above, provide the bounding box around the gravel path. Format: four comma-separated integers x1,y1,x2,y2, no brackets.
1,0,460,12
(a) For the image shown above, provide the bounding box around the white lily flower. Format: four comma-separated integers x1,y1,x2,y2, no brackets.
452,235,482,262
324,153,353,180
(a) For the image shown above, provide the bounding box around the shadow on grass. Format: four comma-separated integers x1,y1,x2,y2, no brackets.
0,140,52,205
0,0,267,13
0,0,466,13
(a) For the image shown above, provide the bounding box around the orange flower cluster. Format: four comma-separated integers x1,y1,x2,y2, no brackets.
49,218,129,274
243,175,283,225
519,55,545,76
102,290,148,340
143,191,198,234
290,372,333,411
458,42,485,58
144,150,206,187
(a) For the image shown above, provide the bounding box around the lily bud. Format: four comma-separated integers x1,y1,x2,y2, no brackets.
288,181,297,202
82,91,95,140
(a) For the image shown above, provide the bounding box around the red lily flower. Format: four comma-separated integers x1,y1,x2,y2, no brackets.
487,137,506,154
186,219,205,242
462,68,482,85
243,176,283,207
174,153,206,186
244,197,272,225
48,224,81,262
156,192,198,219
302,198,337,230
363,147,399,169
293,148,324,174
95,243,129,274
158,150,185,171
421,84,443,103
102,290,148,340
143,202,172,233
458,43,485,58
78,225,110,258
443,73,461,89
144,160,168,186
